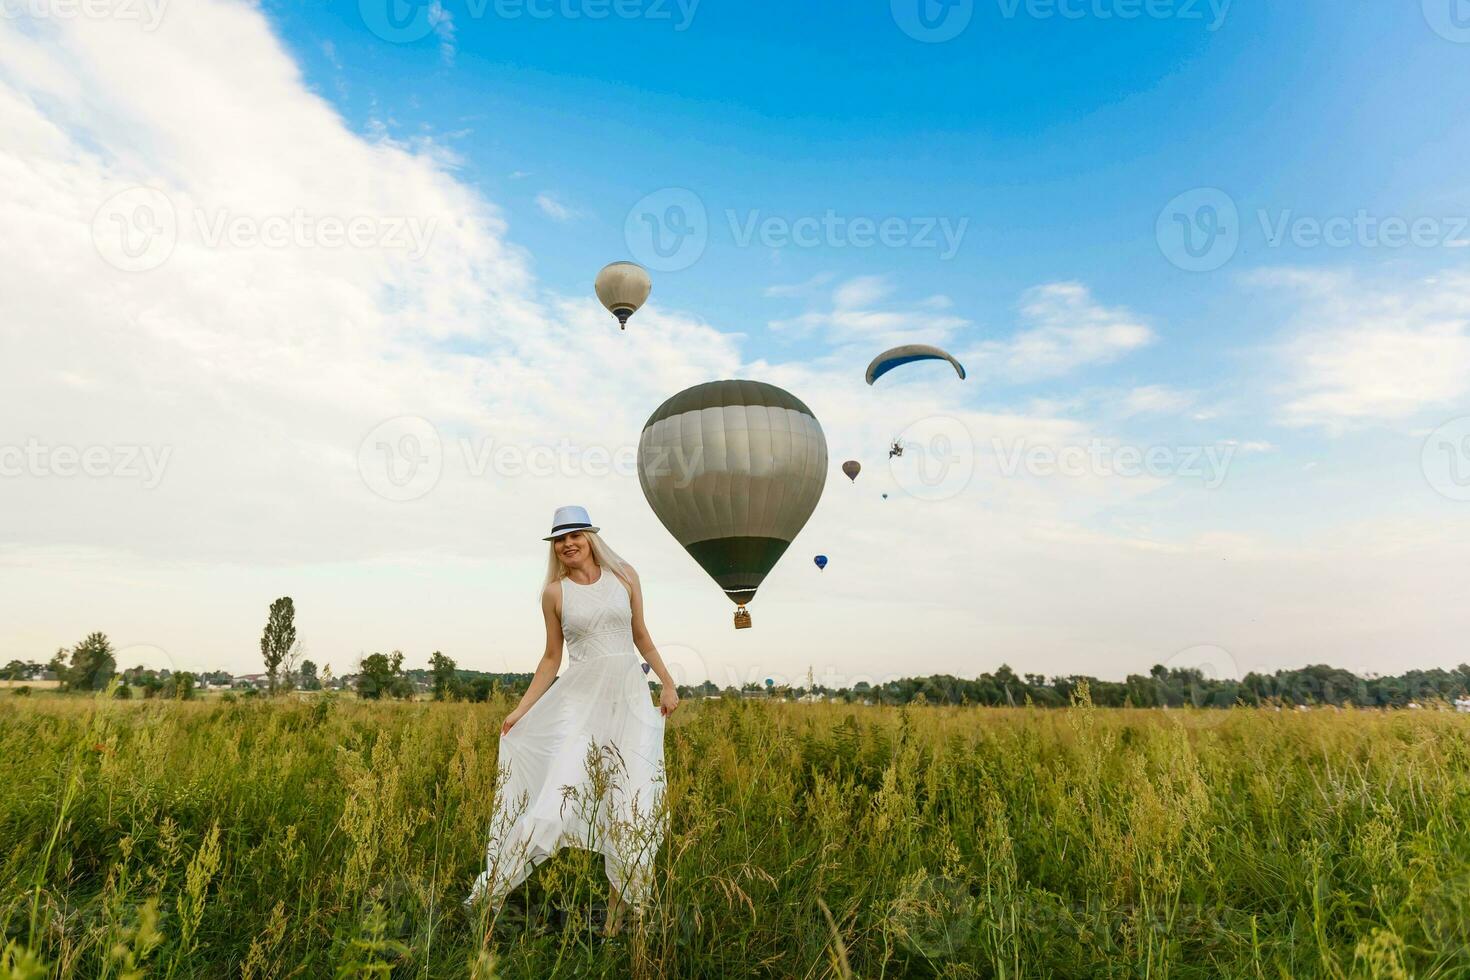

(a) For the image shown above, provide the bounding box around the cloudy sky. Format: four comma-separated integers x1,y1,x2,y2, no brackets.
2,0,1469,687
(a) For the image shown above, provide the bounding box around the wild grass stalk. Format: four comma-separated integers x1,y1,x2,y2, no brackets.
3,691,1470,976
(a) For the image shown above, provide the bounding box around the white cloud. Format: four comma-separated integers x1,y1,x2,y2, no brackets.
763,272,836,298
1118,385,1194,417
1264,272,1470,429
0,5,734,579
1222,440,1275,454
428,0,456,64
767,277,969,347
534,192,579,222
832,275,892,310
967,282,1154,382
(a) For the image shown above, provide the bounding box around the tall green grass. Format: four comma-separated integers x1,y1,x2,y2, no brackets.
3,686,1469,977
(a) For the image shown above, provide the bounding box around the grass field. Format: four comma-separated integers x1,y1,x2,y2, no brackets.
3,687,1469,978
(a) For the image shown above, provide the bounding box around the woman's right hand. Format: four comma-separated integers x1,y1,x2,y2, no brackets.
500,709,524,737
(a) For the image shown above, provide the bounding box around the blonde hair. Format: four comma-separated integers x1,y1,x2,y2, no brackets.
543,529,632,595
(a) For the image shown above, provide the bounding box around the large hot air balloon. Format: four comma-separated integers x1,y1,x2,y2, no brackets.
842,460,861,483
814,555,828,571
638,379,828,630
865,344,967,385
595,261,652,330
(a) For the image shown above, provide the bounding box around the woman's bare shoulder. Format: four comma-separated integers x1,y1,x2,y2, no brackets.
541,580,562,605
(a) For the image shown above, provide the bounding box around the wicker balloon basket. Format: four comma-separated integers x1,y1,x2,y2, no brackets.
733,606,752,630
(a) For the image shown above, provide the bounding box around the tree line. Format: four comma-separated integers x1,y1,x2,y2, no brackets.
7,596,1469,709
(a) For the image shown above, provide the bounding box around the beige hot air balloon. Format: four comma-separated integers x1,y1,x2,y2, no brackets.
594,261,652,330
638,380,827,629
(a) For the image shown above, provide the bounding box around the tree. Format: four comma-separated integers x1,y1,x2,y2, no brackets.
356,651,404,700
430,651,458,701
260,597,298,696
298,659,319,691
63,632,116,691
170,671,196,700
2,660,35,681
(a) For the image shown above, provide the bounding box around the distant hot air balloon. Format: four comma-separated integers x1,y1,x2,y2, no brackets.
641,662,651,675
638,380,828,629
842,460,861,483
865,344,967,385
595,261,652,330
814,555,828,571
882,493,889,500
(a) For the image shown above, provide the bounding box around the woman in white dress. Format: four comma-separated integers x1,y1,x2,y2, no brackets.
467,505,679,937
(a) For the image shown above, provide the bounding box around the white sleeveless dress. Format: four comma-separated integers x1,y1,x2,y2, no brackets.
467,569,667,910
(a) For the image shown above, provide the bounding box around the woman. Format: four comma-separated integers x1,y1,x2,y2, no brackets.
466,505,679,937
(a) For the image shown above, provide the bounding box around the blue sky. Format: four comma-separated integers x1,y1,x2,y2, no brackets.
3,0,1470,682
267,0,1470,335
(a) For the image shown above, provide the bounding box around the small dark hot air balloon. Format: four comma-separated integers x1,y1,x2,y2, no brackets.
842,460,861,483
814,555,828,571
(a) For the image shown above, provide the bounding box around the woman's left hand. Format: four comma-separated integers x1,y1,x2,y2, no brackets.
659,688,680,718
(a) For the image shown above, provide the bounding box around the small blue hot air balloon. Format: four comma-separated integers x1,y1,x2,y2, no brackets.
765,678,774,689
814,555,828,571
641,662,651,675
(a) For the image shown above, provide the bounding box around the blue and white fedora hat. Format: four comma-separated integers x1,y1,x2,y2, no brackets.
543,504,601,541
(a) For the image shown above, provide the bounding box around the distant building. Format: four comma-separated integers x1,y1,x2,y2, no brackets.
1454,697,1470,714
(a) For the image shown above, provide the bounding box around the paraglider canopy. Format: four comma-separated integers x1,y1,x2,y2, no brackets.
595,261,652,330
814,555,828,571
842,460,861,483
865,344,967,385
